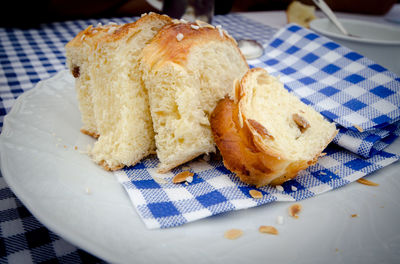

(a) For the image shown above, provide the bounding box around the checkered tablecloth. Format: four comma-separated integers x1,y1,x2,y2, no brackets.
1,13,400,262
0,14,278,264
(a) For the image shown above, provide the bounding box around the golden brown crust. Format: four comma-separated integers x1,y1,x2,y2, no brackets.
211,68,337,186
66,13,172,48
140,22,245,69
210,97,317,187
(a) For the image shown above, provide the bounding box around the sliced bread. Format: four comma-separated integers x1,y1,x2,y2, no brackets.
140,22,249,172
66,13,172,170
210,68,337,187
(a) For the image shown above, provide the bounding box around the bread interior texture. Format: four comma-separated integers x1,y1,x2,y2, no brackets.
142,34,249,172
87,17,170,170
66,27,107,137
241,70,336,161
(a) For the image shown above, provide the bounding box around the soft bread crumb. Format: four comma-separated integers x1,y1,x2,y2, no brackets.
289,203,302,218
259,225,279,235
141,22,249,173
224,229,243,240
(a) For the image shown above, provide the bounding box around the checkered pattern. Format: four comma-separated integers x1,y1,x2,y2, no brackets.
0,177,106,263
1,12,400,261
334,121,400,158
249,24,400,158
252,24,400,132
116,145,399,229
115,24,400,229
0,14,278,263
213,14,277,46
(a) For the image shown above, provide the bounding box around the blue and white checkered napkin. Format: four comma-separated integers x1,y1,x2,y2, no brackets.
252,24,400,158
114,23,400,229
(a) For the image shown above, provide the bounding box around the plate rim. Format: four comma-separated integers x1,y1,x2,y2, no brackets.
0,70,124,262
2,70,400,264
309,18,400,45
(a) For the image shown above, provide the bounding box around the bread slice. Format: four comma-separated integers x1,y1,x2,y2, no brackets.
286,1,316,28
66,25,111,138
210,68,337,187
140,22,249,172
66,13,172,170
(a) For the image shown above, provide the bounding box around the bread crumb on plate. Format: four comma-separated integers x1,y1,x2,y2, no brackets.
224,229,243,240
276,215,284,225
289,203,302,218
259,225,279,235
356,178,379,186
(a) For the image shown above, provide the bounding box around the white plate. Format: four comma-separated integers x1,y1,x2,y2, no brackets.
1,71,400,264
310,18,400,75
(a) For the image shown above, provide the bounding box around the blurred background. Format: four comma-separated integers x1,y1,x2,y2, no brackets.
0,0,398,28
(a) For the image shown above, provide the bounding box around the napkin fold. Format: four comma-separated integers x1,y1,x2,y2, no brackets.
255,24,400,158
114,20,400,229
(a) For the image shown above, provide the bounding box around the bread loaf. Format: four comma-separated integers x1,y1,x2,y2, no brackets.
140,22,249,172
65,25,111,138
66,13,172,170
210,68,337,187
